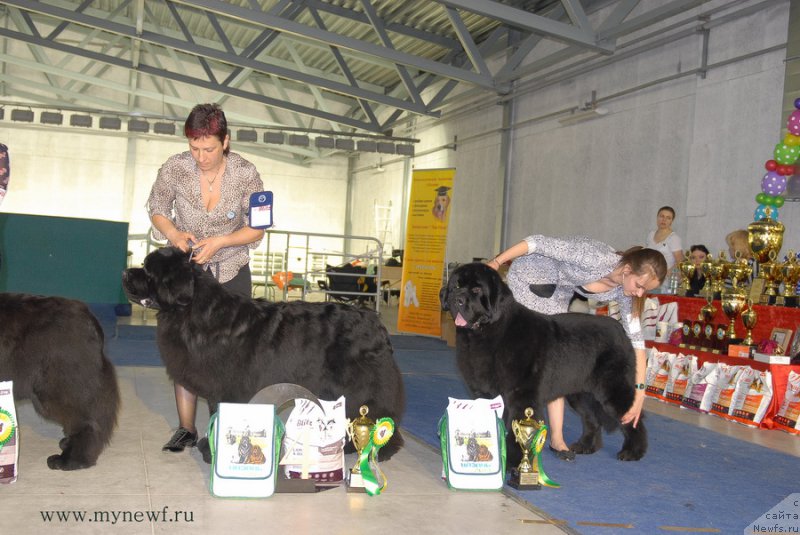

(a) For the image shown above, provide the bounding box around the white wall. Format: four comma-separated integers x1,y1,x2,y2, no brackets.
1,0,795,272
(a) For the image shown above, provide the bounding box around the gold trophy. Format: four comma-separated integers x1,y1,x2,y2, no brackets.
779,251,800,305
729,252,752,289
509,407,543,490
721,288,747,340
741,299,757,346
704,252,728,297
678,251,696,296
346,405,374,492
748,214,785,303
762,250,784,300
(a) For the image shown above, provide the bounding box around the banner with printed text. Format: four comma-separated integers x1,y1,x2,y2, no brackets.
397,168,455,336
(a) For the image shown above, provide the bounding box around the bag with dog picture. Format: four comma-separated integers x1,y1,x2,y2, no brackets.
207,402,284,498
438,396,506,491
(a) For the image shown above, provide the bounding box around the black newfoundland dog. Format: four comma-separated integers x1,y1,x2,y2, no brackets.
0,293,119,470
440,263,647,465
122,247,405,460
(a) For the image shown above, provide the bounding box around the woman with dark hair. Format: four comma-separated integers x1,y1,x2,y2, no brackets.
147,103,264,453
687,244,710,297
487,235,667,461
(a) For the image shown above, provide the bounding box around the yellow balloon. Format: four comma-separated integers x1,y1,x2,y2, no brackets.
784,133,800,146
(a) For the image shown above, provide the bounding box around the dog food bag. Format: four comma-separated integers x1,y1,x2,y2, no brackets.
645,350,674,401
664,354,696,405
0,381,19,484
281,396,346,483
727,368,773,427
709,364,743,418
681,362,719,413
642,297,659,341
773,370,800,435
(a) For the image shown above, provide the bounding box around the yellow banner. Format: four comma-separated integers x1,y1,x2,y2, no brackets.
397,168,455,336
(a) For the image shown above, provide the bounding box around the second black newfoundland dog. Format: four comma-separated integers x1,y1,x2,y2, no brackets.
122,247,405,460
0,293,119,470
440,263,647,465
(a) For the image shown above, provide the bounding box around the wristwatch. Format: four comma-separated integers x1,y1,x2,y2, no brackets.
634,383,646,390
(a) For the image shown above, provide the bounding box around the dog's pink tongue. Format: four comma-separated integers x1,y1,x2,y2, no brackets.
455,313,467,327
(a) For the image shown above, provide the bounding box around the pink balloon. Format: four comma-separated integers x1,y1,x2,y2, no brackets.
761,171,787,195
788,110,800,135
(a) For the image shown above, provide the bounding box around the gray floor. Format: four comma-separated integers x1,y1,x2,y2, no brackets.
2,301,798,534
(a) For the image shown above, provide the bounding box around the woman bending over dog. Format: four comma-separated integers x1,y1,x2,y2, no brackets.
487,235,667,461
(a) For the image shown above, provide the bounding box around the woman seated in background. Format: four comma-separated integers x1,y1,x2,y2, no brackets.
687,244,709,297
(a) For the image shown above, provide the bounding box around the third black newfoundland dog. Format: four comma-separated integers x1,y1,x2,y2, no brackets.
0,293,119,470
122,247,405,460
440,263,646,465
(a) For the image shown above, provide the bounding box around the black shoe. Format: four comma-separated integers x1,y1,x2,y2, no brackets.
162,427,197,452
549,445,576,462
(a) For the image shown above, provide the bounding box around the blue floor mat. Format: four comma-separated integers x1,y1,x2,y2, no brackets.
394,337,798,535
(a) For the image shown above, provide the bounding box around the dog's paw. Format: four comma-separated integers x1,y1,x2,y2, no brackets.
570,439,600,455
616,448,645,461
197,437,212,464
47,454,92,470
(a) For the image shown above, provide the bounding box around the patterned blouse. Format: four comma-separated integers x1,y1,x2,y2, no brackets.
506,235,644,349
147,151,264,284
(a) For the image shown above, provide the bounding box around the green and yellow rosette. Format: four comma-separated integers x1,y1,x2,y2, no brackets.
531,424,559,488
357,417,395,496
0,407,15,453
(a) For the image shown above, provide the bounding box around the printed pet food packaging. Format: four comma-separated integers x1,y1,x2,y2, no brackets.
645,349,673,401
664,354,696,405
281,396,346,483
0,381,18,484
726,368,773,427
681,362,719,413
773,370,800,435
709,364,743,418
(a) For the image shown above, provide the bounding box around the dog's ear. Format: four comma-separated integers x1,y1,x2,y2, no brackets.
439,283,450,310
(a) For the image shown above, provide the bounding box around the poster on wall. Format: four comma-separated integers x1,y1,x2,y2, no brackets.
397,168,455,337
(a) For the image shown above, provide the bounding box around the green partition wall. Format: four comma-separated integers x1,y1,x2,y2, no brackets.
0,213,129,304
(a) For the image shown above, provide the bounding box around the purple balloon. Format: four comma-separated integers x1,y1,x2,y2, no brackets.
795,97,800,109
761,171,787,195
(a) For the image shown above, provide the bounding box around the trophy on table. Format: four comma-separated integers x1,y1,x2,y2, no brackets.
741,298,758,346
721,288,747,342
702,252,728,299
509,408,559,490
346,405,374,492
762,251,784,303
678,252,696,296
729,252,753,290
779,251,800,307
748,214,785,303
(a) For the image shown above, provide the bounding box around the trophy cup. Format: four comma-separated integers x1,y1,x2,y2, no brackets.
346,405,374,492
729,252,753,289
761,250,784,303
678,252,696,296
741,298,757,346
704,252,728,298
509,408,543,490
748,214,785,303
779,251,800,307
721,288,746,342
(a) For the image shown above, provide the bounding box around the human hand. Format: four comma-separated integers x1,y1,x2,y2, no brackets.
189,236,224,264
620,389,645,428
486,258,501,271
168,230,198,253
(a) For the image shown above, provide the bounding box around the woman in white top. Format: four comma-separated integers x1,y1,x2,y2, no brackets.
646,206,682,292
